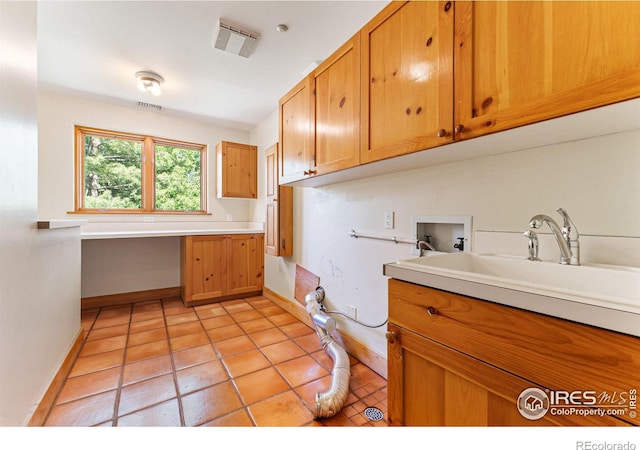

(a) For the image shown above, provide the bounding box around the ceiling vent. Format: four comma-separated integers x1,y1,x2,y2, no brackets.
136,101,163,112
212,20,260,58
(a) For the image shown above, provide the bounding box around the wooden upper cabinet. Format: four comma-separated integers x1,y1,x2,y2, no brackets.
313,34,361,175
216,141,257,198
360,1,455,164
265,143,293,256
278,1,640,184
453,1,640,140
279,76,315,184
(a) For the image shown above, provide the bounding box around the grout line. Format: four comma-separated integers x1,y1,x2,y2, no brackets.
161,297,187,427
110,303,132,426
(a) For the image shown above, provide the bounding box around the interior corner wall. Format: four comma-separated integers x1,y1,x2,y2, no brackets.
1,2,81,426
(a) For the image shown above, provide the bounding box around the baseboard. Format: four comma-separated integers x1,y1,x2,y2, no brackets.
183,290,263,307
28,328,84,426
263,286,387,380
81,286,181,309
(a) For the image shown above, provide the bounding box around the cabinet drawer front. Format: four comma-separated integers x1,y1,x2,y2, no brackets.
388,324,626,427
388,279,640,425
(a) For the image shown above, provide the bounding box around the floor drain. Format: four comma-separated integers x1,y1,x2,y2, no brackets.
363,406,384,421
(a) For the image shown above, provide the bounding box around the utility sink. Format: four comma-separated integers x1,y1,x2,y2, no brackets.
383,252,640,337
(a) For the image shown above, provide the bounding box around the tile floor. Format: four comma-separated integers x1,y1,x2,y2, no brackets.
43,295,388,427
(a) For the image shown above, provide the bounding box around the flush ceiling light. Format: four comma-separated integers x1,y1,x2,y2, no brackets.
212,20,260,58
135,71,164,96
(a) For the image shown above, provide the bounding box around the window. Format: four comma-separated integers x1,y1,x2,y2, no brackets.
74,126,207,214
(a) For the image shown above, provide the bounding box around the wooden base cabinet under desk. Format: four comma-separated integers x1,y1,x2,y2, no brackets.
180,234,264,306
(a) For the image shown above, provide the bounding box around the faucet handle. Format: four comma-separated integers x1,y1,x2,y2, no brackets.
556,208,580,265
524,230,541,261
556,208,579,239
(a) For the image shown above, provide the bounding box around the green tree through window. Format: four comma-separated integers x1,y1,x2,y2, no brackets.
75,126,207,214
154,145,202,211
84,135,143,209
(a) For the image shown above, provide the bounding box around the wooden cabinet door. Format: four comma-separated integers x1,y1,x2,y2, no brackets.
387,324,625,426
181,235,226,303
360,0,454,164
454,1,640,141
216,141,257,198
313,34,361,175
279,76,315,184
265,143,293,257
226,234,264,296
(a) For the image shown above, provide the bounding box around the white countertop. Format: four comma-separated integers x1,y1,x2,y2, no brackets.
81,228,264,239
38,220,88,230
384,253,640,338
79,221,264,240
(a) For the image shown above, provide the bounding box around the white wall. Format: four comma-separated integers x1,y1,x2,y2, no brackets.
38,92,253,222
249,110,298,298
0,2,82,426
38,93,257,297
250,112,640,360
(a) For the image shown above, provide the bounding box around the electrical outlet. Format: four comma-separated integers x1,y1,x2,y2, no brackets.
384,211,394,229
346,304,357,320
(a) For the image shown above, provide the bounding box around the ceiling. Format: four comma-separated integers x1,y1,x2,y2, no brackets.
37,0,389,131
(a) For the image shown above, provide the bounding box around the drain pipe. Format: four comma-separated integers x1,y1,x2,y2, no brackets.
305,286,351,419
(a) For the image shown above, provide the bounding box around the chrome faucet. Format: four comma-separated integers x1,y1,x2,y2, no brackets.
528,208,580,265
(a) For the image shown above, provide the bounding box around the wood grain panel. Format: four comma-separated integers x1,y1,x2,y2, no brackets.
361,0,454,163
388,278,640,425
216,141,257,199
388,323,627,426
265,143,293,256
294,264,320,306
314,34,361,174
279,76,314,184
454,1,640,140
227,234,264,296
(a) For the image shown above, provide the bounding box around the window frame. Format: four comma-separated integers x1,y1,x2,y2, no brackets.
74,125,208,214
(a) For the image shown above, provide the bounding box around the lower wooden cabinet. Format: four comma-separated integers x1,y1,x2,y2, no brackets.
387,278,639,426
180,234,264,305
